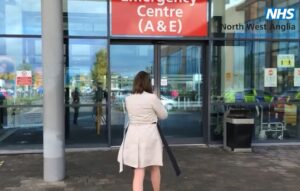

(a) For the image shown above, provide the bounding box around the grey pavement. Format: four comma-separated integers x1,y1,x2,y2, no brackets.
0,146,300,191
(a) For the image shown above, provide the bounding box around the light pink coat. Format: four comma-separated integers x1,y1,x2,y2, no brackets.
118,92,168,172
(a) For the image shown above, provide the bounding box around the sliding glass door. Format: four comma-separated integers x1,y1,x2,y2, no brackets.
159,45,203,144
110,43,204,145
110,45,154,145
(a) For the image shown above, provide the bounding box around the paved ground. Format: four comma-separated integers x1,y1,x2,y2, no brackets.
0,146,300,191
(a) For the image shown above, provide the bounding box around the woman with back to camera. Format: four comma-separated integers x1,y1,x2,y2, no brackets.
118,71,168,191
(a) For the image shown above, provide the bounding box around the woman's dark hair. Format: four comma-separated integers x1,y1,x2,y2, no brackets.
132,71,153,94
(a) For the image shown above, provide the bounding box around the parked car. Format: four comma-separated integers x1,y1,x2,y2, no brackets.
81,86,93,95
161,95,177,111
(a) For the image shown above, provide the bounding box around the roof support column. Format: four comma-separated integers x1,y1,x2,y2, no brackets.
42,0,65,182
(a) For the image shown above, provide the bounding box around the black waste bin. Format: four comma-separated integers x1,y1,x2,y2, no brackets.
224,109,254,152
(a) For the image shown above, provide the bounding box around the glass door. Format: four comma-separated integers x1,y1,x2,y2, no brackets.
110,43,204,145
110,44,154,145
159,45,203,143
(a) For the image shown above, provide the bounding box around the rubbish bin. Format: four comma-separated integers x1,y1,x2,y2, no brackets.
223,109,254,152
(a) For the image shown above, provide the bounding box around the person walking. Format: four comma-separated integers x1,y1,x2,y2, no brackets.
118,71,168,191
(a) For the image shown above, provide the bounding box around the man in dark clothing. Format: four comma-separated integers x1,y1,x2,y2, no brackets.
0,92,6,128
71,87,80,125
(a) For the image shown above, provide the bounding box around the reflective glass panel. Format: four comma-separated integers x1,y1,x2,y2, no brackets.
64,0,107,36
160,45,203,143
0,37,42,146
65,39,108,145
211,41,300,142
0,38,42,107
0,106,43,146
0,0,41,35
110,45,154,145
211,0,299,39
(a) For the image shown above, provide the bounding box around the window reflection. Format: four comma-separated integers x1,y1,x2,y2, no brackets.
65,0,107,36
0,38,42,106
0,38,43,146
0,0,41,35
161,46,201,107
65,39,108,144
110,45,154,145
211,41,300,142
67,39,107,107
0,106,43,146
160,45,203,141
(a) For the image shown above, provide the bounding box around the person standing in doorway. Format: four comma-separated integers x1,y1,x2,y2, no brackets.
71,87,80,125
93,83,104,134
0,56,14,128
0,90,6,128
118,71,168,191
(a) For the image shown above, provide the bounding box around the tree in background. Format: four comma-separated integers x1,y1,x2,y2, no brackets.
17,61,32,71
91,49,107,88
90,49,108,135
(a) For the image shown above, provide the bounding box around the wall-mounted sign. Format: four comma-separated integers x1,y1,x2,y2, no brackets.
264,68,277,87
294,68,300,87
193,74,201,82
16,70,32,86
225,72,231,81
277,54,295,68
161,78,168,86
111,0,207,37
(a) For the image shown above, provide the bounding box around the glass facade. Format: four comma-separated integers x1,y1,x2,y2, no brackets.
160,45,203,143
211,41,300,142
0,0,42,35
110,44,154,145
0,37,43,145
0,0,300,149
65,39,108,145
64,0,107,36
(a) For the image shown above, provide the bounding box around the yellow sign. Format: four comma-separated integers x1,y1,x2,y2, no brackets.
226,72,231,80
277,54,294,68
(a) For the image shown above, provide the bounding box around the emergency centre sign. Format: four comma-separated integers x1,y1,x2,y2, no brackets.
16,70,32,86
111,0,207,36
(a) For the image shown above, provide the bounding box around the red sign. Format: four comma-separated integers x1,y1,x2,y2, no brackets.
111,0,207,37
17,77,32,86
16,70,32,86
